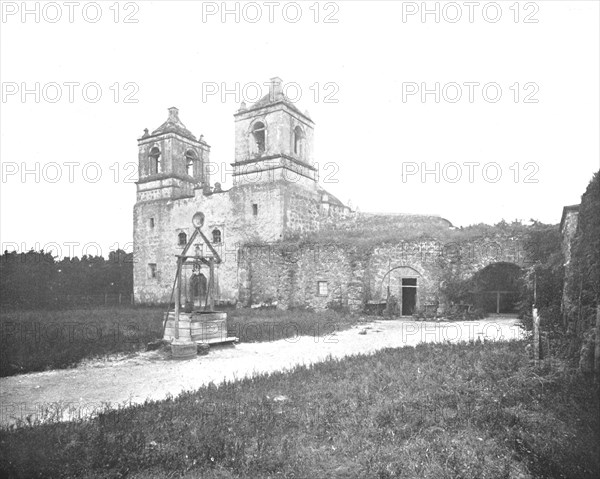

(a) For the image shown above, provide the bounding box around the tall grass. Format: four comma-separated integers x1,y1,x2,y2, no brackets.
1,341,597,478
0,307,359,377
0,307,165,377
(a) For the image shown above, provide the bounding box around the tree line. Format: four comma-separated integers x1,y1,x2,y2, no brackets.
0,249,133,309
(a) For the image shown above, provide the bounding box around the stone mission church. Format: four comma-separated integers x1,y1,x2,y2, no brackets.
134,77,352,306
134,77,559,314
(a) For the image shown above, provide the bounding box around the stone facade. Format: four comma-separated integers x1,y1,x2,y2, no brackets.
133,77,532,313
133,78,350,306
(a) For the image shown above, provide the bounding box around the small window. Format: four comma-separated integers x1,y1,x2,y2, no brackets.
252,203,258,216
149,218,155,228
148,263,157,279
178,232,187,246
317,281,328,296
402,278,417,286
212,229,222,244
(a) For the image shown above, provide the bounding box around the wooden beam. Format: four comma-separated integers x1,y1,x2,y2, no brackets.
208,258,215,311
174,257,182,339
198,230,222,264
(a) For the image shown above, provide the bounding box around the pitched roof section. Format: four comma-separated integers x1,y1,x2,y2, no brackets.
151,107,197,141
236,77,312,122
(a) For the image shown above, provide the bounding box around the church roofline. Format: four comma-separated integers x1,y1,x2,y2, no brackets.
137,130,210,147
233,99,314,124
139,106,210,145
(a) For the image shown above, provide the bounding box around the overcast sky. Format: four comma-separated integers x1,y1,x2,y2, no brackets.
1,0,598,259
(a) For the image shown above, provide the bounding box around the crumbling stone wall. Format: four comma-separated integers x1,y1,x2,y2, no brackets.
237,233,531,313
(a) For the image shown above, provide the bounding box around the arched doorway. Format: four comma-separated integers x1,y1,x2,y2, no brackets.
379,266,422,316
469,262,524,314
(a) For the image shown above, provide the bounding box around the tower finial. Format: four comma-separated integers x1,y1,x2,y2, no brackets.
269,77,283,101
168,106,180,121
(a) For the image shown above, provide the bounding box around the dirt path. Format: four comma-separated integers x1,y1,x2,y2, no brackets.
0,318,524,426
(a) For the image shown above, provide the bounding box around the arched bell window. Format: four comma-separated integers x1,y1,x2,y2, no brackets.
149,146,161,174
293,126,305,158
251,121,266,155
185,150,196,176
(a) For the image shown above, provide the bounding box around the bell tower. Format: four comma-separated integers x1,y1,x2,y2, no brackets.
137,107,210,201
232,77,317,185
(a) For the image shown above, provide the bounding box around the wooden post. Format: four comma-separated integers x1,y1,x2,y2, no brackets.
532,306,540,366
118,293,122,305
496,291,500,314
104,293,108,305
174,257,181,339
208,258,215,312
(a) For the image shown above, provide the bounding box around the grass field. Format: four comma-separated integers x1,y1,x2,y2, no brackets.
0,306,358,377
1,340,598,478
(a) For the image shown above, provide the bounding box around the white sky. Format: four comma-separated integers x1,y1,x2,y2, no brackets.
1,0,599,259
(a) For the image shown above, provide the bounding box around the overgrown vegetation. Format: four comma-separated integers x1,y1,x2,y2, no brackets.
282,217,548,250
1,341,597,478
518,222,566,332
0,307,358,377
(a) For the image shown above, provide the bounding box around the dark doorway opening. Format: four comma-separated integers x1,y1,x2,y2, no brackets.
470,263,524,314
401,277,417,316
190,273,207,309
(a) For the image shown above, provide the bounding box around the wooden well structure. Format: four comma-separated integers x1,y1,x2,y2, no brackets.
163,211,237,358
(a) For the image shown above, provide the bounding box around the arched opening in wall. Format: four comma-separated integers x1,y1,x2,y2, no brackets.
185,150,197,177
379,266,422,317
251,121,266,155
149,147,161,174
293,125,305,158
212,229,222,244
469,262,525,315
178,232,187,246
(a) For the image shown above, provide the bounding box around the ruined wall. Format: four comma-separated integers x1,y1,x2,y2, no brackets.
238,233,531,314
238,242,364,311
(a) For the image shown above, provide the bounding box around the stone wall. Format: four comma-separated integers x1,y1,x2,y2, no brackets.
237,233,530,313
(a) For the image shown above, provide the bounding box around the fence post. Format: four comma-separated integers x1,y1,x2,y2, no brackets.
118,293,122,305
532,306,540,366
595,303,600,380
